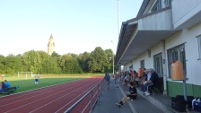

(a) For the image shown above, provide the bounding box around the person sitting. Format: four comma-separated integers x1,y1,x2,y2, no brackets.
116,82,137,107
132,70,140,86
0,82,7,93
125,73,131,84
138,69,149,91
144,68,159,96
4,80,11,88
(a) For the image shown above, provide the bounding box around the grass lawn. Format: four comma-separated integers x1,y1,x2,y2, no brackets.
0,75,91,96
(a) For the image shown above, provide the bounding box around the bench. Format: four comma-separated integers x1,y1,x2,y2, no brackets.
4,86,19,95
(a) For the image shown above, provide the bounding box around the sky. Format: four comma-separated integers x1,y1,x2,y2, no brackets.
0,0,143,56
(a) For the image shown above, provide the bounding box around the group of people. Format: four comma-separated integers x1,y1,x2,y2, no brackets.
119,68,160,96
115,68,160,107
0,80,11,93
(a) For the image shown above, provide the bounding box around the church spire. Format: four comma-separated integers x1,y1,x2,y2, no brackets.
47,34,55,55
50,34,53,39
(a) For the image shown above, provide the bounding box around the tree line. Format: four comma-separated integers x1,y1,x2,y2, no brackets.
0,47,118,75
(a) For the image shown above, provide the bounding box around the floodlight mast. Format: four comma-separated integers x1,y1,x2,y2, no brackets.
117,0,120,34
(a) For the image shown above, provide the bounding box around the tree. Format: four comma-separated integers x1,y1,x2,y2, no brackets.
64,57,82,73
78,52,90,72
88,47,109,72
3,54,23,74
22,50,50,73
0,55,5,74
42,57,61,74
51,51,61,57
105,49,113,72
59,54,72,72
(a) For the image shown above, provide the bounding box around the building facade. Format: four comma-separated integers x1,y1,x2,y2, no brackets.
115,0,201,97
47,34,55,55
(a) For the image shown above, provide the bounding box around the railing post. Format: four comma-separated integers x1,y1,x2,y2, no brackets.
90,90,93,113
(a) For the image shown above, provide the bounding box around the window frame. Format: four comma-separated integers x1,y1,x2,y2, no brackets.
196,35,201,60
167,44,187,78
151,0,162,12
164,0,172,7
153,53,163,77
140,60,145,68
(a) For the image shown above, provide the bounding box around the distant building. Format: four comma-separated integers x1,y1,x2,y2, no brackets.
47,34,55,55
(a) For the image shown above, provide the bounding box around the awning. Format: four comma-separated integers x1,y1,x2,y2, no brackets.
115,7,179,65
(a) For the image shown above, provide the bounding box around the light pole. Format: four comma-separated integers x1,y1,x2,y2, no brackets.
117,0,120,34
111,41,114,76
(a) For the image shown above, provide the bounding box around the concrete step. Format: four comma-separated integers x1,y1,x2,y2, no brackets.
119,84,164,113
136,87,200,113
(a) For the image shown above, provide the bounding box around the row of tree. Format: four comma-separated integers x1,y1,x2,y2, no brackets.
0,47,118,74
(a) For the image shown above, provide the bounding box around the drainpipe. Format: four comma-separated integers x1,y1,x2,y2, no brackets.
162,40,167,95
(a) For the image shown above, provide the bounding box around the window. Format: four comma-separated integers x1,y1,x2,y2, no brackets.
148,50,151,58
152,0,162,12
140,60,145,68
154,53,163,77
164,0,172,7
167,44,186,78
197,35,201,60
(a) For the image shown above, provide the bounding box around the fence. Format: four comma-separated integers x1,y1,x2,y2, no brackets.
64,79,104,113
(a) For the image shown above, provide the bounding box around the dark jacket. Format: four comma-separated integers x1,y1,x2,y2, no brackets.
2,82,7,89
150,72,159,85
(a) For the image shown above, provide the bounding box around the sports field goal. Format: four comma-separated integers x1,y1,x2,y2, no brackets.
18,72,33,78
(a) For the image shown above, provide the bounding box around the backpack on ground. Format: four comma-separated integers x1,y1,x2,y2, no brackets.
171,95,194,112
192,98,201,112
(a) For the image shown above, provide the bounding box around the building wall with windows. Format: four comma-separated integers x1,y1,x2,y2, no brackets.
118,0,201,97
123,22,201,97
165,22,201,86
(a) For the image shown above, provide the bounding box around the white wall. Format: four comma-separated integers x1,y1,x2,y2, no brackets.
138,9,173,30
129,42,163,71
172,0,201,28
165,22,201,85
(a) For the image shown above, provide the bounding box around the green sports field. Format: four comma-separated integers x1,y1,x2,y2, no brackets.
0,74,97,96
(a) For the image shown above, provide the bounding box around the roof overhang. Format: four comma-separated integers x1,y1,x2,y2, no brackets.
174,10,201,29
115,7,179,65
117,30,177,65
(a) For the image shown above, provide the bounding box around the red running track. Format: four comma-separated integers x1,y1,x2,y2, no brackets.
0,76,103,113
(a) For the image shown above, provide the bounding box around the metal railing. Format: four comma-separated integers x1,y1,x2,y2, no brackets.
64,80,103,113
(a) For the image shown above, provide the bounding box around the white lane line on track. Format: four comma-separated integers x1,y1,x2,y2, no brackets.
4,79,98,113
55,81,102,113
31,81,101,113
0,82,81,108
0,79,86,103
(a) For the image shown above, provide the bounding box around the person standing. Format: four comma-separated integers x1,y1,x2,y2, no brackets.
114,71,118,84
1,74,4,81
35,74,39,85
104,73,110,90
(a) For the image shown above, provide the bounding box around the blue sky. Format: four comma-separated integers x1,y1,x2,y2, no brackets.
0,0,143,56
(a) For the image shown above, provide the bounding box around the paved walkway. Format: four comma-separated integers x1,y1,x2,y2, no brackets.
92,78,199,113
92,79,133,113
92,78,163,113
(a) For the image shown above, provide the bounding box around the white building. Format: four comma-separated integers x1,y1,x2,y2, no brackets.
115,0,201,97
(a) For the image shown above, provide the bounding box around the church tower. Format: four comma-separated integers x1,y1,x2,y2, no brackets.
47,34,55,55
